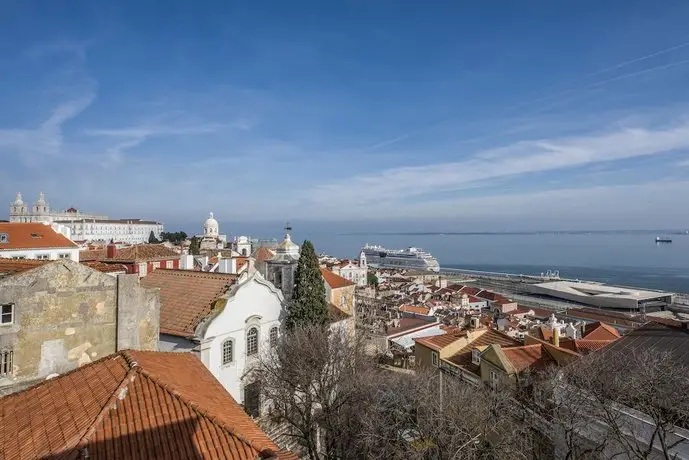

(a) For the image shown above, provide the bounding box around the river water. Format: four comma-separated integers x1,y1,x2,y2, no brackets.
302,232,689,293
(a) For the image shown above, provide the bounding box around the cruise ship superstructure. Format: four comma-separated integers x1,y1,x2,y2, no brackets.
361,244,440,272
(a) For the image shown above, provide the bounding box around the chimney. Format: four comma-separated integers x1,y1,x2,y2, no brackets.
552,328,560,348
107,241,117,259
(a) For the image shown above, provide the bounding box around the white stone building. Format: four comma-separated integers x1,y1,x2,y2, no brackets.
8,192,163,244
144,269,286,416
333,252,368,287
0,222,79,261
197,212,227,250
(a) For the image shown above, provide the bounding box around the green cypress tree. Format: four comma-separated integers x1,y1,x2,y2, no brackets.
286,240,329,330
189,236,201,255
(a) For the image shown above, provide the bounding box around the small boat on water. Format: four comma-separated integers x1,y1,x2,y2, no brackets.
655,237,672,243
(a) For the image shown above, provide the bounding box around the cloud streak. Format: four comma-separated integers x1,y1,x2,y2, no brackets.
305,121,689,209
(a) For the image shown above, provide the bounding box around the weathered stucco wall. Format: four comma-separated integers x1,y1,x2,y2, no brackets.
0,260,118,381
116,274,160,351
330,285,356,317
0,260,161,390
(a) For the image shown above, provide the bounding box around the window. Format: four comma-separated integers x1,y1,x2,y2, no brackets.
1,304,14,325
152,262,160,269
10,256,25,260
471,349,481,365
244,381,261,417
36,254,49,260
0,233,7,243
58,253,70,259
247,327,259,356
489,370,499,389
269,327,278,347
139,263,147,276
166,260,173,269
222,339,233,365
431,351,439,367
0,349,12,377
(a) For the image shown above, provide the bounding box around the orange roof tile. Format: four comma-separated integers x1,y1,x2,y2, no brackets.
446,329,522,367
0,350,297,460
400,305,431,315
558,337,617,354
501,344,555,373
414,329,466,351
0,259,128,277
141,269,237,337
582,322,621,340
253,247,275,264
0,222,77,250
320,267,355,289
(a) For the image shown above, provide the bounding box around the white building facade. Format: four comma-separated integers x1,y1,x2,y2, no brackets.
0,222,80,261
334,252,368,287
9,192,163,244
197,273,285,409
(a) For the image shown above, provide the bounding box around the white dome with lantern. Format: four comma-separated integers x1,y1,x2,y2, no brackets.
204,212,219,237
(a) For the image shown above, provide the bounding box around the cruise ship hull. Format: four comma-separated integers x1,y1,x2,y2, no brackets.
361,245,440,272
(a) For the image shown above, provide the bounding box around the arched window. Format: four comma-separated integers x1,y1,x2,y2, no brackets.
269,327,278,347
247,327,259,356
222,339,233,365
242,248,247,256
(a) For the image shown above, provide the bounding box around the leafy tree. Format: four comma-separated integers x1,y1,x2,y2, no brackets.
160,231,188,244
189,236,201,255
148,231,160,243
367,272,379,288
286,240,329,330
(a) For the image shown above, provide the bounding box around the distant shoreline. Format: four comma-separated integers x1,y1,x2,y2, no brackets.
339,230,689,236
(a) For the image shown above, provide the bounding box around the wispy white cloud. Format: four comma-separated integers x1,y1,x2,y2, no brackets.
304,121,689,210
0,92,96,164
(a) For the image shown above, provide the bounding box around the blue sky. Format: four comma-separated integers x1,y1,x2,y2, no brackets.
2,1,689,234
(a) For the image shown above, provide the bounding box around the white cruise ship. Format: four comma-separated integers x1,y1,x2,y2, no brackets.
361,244,440,272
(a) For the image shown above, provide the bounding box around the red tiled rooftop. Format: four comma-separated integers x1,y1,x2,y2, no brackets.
558,338,617,354
320,267,355,289
415,329,466,351
400,305,431,316
459,286,481,296
446,328,521,366
0,259,129,277
502,344,555,373
141,269,237,337
0,350,297,460
0,222,77,250
583,321,621,340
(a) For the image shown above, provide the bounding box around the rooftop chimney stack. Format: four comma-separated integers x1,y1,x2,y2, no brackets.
107,241,117,259
553,327,560,348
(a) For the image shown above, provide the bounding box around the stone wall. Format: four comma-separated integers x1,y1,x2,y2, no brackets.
0,260,118,382
0,260,160,391
116,274,160,351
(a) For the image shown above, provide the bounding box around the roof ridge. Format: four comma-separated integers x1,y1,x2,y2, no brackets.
0,352,126,401
130,360,279,458
71,366,139,455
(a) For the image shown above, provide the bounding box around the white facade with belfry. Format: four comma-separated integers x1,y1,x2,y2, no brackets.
8,192,163,244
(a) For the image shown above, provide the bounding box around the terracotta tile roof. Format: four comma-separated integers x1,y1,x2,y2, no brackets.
236,257,249,271
0,259,48,276
528,308,554,319
446,328,521,366
563,308,642,329
501,344,555,373
0,222,77,250
414,329,466,351
466,295,485,304
320,267,355,289
328,304,351,323
558,338,616,354
0,350,296,460
386,317,438,337
141,269,238,337
79,248,106,261
0,259,127,277
81,261,129,273
508,307,533,316
582,321,621,340
253,247,275,264
400,305,431,316
476,290,499,301
107,244,180,262
459,286,481,296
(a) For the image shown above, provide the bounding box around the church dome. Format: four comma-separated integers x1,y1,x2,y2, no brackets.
204,212,219,236
13,192,23,205
36,192,46,205
276,232,299,255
